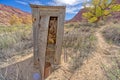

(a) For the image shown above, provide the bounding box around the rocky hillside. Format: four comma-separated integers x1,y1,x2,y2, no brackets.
67,9,86,23
0,4,32,26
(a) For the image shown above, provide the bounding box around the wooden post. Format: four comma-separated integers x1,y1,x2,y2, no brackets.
30,4,66,80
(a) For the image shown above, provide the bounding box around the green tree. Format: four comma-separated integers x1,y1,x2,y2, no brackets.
82,0,120,24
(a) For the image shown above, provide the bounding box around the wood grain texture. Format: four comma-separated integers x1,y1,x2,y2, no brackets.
54,9,66,65
32,7,50,80
38,15,49,80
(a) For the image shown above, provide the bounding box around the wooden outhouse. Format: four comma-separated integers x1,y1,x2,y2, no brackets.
30,4,66,80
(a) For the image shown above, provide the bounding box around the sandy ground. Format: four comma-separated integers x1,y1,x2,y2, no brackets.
0,25,120,80
0,53,33,80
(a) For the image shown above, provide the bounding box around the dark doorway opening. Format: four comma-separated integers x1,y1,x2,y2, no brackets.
44,17,58,78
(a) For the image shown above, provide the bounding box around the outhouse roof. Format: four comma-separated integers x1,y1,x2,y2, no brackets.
30,4,66,9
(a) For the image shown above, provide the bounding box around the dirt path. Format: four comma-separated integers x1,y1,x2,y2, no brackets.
0,50,33,68
47,25,120,80
0,57,33,80
70,26,120,80
0,50,33,80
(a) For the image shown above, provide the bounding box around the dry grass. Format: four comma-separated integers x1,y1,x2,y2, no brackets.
0,25,32,61
102,23,120,46
63,23,97,71
101,22,120,80
102,47,120,78
0,25,33,80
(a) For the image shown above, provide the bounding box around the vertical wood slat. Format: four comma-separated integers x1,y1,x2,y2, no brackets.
32,7,40,73
38,15,49,80
54,9,66,65
32,7,41,80
32,7,50,80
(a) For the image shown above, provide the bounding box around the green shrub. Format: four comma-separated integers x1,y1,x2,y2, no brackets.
0,25,32,60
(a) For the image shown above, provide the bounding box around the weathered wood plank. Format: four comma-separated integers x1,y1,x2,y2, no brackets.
32,7,50,80
32,7,41,80
54,9,66,65
38,15,49,80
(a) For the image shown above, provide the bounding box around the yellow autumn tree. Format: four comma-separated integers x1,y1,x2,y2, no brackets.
22,15,32,25
9,14,22,25
82,0,120,24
